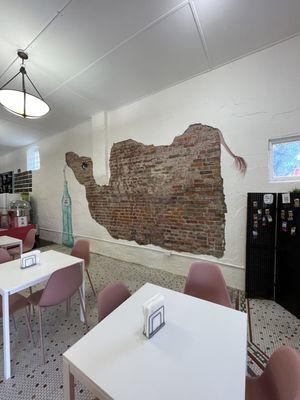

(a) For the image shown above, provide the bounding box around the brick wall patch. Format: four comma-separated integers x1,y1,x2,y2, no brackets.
66,124,227,257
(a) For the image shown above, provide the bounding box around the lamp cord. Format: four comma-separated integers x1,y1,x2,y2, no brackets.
22,62,26,117
0,56,45,103
0,0,73,81
0,70,21,90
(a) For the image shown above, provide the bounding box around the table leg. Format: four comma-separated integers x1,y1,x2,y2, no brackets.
2,292,11,380
79,261,85,323
19,241,23,256
63,358,75,400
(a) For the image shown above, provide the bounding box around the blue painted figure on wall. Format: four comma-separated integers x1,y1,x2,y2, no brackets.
62,165,74,247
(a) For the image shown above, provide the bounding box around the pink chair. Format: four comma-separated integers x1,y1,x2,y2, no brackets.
184,261,232,308
0,247,12,263
0,248,33,341
71,240,96,296
97,282,131,322
27,263,88,362
246,346,300,400
8,228,37,258
0,295,33,341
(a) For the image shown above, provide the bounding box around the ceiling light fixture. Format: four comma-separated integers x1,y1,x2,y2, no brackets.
0,50,50,119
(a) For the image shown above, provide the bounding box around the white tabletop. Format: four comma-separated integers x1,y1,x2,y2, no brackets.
0,235,22,247
0,250,84,295
64,283,247,400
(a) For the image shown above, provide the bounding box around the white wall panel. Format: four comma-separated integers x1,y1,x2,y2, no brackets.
194,0,300,66
67,4,209,109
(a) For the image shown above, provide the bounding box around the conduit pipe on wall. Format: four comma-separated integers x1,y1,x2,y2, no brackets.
39,227,244,271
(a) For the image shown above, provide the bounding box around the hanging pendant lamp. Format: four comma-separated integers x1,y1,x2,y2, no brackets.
0,50,50,119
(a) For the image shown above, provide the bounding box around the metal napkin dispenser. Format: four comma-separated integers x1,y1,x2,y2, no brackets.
20,250,41,269
143,294,165,339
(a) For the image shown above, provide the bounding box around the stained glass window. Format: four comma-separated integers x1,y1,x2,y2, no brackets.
270,137,300,181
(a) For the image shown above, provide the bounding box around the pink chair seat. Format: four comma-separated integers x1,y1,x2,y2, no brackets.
0,293,30,317
8,228,37,257
0,248,12,263
8,246,23,256
27,289,43,306
97,282,131,322
0,247,33,342
246,377,277,400
27,263,88,363
71,240,96,296
184,261,232,308
71,240,90,270
246,346,300,400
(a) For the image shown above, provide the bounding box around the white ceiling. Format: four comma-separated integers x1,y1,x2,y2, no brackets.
0,0,300,156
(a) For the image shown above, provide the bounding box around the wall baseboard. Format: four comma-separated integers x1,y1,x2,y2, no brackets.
39,227,245,290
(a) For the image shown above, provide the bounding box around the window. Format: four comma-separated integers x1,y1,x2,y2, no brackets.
269,136,300,182
27,146,40,171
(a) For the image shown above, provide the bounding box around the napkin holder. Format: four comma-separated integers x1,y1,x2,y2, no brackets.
20,250,41,269
143,294,165,339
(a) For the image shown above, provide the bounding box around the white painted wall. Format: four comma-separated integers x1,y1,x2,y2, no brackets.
1,36,300,289
0,120,106,241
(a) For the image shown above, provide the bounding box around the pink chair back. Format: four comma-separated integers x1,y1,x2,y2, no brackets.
97,282,131,322
246,346,300,400
0,248,11,263
24,228,37,251
184,261,232,308
39,264,83,307
267,346,300,400
71,240,90,269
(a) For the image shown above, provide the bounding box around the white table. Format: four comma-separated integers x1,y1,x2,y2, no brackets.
63,283,247,400
0,235,23,256
0,250,85,380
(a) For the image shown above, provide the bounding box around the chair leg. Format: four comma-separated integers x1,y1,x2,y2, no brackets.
24,307,35,346
66,297,71,316
38,307,45,364
28,303,35,316
86,269,96,297
11,314,17,330
77,289,89,332
28,287,35,316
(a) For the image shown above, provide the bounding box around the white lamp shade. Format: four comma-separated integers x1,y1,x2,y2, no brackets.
0,89,50,118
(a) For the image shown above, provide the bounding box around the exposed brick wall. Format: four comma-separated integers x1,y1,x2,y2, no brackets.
14,171,32,193
66,124,227,257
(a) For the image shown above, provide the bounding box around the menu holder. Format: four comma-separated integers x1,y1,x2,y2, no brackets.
20,250,41,269
143,294,165,339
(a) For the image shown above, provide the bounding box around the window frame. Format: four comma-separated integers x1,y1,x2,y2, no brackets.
27,145,40,172
269,135,300,182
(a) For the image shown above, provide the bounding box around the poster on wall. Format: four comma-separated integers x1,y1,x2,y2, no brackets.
61,166,74,247
0,171,14,193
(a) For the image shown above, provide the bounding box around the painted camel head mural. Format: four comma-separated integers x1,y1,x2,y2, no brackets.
65,153,95,185
66,124,246,258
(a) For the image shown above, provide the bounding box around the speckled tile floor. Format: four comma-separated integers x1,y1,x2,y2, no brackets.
0,244,299,399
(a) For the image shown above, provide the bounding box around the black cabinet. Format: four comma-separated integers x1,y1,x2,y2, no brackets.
246,193,276,299
246,192,300,318
275,192,300,318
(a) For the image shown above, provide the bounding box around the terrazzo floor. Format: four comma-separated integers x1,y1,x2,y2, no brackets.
0,244,299,399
